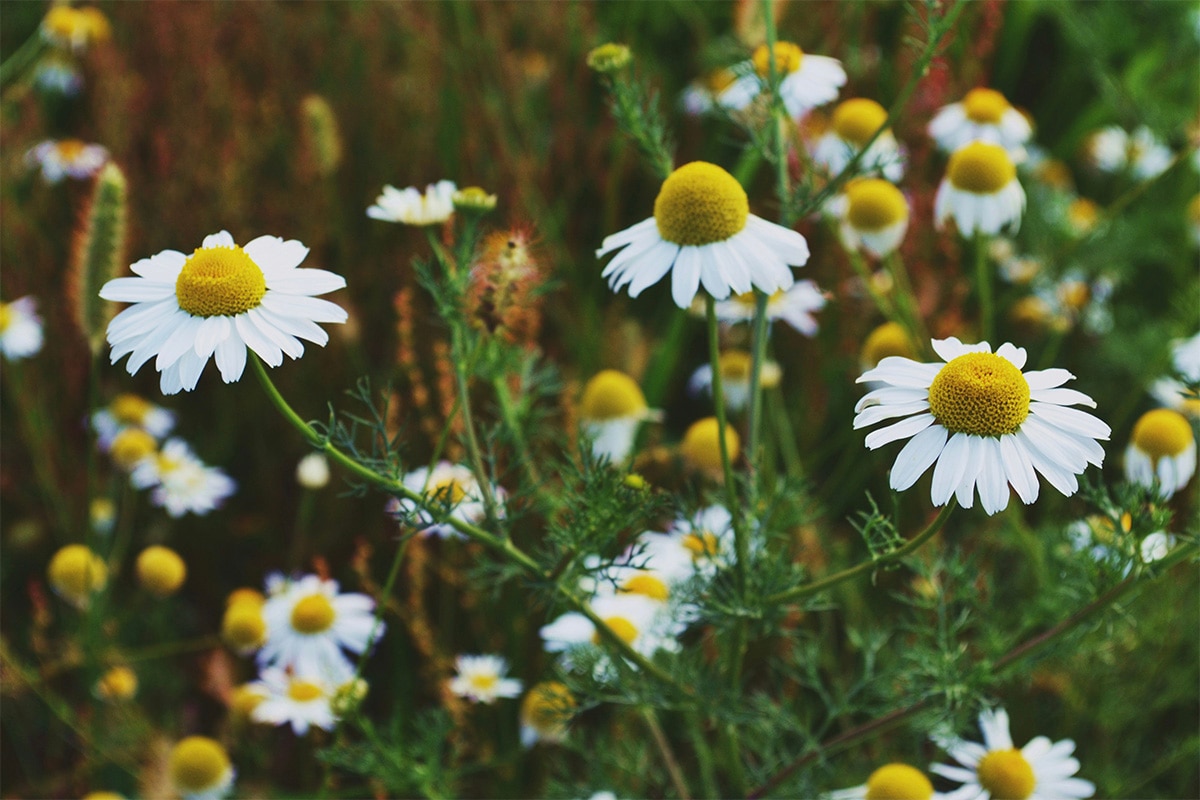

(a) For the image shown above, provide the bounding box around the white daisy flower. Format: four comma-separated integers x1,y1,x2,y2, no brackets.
1149,377,1200,419
392,461,504,537
812,98,905,181
540,592,683,667
638,505,736,583
1170,331,1200,383
367,180,456,226
34,56,83,96
597,161,810,309
1084,126,1129,173
931,706,1095,800
718,41,847,118
258,574,381,684
519,681,576,747
25,139,108,183
681,68,739,116
935,142,1026,236
91,393,175,449
100,231,348,395
40,5,110,52
825,762,944,800
0,296,44,360
1124,408,1196,499
688,350,782,413
578,370,661,464
712,281,827,336
130,438,236,518
834,178,910,258
168,736,235,800
854,337,1111,515
1140,531,1176,564
1085,126,1172,180
248,667,338,735
448,654,523,704
928,88,1032,159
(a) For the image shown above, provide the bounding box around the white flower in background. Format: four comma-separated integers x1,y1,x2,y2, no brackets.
448,654,523,704
1124,408,1196,499
1127,126,1173,180
712,281,826,336
681,67,739,116
855,337,1110,515
130,438,236,517
1151,333,1200,418
719,41,846,118
0,296,44,360
393,461,504,537
931,707,1095,800
34,55,83,96
367,180,456,226
519,681,576,747
25,139,108,183
258,574,381,683
578,370,661,464
1085,126,1172,180
540,592,683,668
834,178,910,258
825,762,944,800
688,350,782,412
248,668,338,735
168,736,235,800
295,452,331,489
91,393,175,449
935,142,1025,236
929,88,1032,159
1085,126,1129,173
812,98,905,181
638,505,736,583
1170,332,1200,382
597,161,809,309
1139,531,1176,564
100,231,348,395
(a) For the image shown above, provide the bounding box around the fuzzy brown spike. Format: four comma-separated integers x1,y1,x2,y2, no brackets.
68,162,127,355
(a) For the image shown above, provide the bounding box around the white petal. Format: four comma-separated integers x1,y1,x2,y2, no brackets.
235,313,283,366
260,293,348,324
597,217,658,257
931,432,971,506
1000,433,1039,504
889,424,948,490
670,246,702,308
1023,368,1074,390
154,315,204,370
266,269,346,296
625,239,679,297
1030,387,1096,408
203,230,236,248
1028,403,1111,440
859,358,941,388
995,342,1027,369
99,277,176,303
853,400,932,429
194,315,232,360
214,335,248,382
863,413,935,449
244,235,309,272
976,436,1010,515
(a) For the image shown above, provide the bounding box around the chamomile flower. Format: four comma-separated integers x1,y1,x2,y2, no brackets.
100,231,348,395
248,668,338,735
135,545,187,597
935,142,1026,236
94,666,138,702
295,452,331,489
33,55,82,96
597,161,810,309
579,370,660,464
813,98,905,181
367,180,456,226
719,41,847,118
1170,332,1200,382
0,296,44,360
860,322,918,372
47,544,107,608
836,178,910,258
931,706,1095,800
91,393,175,449
520,681,576,747
712,281,827,336
25,139,108,183
168,736,235,800
449,654,523,704
855,337,1110,515
1140,531,1176,564
1124,408,1196,499
826,763,943,800
41,5,111,52
681,68,739,116
638,505,735,582
131,439,236,517
1084,126,1129,173
540,592,684,675
258,574,381,683
393,461,504,537
929,88,1032,159
1085,126,1173,180
222,595,267,656
687,350,782,412
680,417,741,474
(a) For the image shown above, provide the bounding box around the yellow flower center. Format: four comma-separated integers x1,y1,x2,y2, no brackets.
704,68,738,94
55,139,87,162
0,303,11,333
833,98,889,147
430,476,467,505
169,736,231,793
226,587,265,607
469,672,500,692
109,428,157,470
621,573,670,601
654,162,749,247
232,683,267,717
287,680,325,702
585,42,632,74
947,142,1016,194
221,603,267,650
1188,194,1200,224
928,352,1030,437
48,544,108,602
135,546,187,597
110,393,153,424
719,350,754,381
1056,280,1090,311
683,531,721,560
864,763,934,800
175,245,266,318
1131,408,1194,460
96,666,138,701
861,322,916,367
580,369,648,420
753,41,804,77
592,615,639,645
522,681,576,732
732,289,786,311
291,593,337,634
846,178,908,231
681,417,741,471
976,749,1036,800
1067,198,1098,233
962,87,1010,124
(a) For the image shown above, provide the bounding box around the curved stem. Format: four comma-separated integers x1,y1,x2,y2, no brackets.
705,296,746,593
974,233,994,342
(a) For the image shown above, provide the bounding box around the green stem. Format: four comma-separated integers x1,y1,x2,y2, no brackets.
768,387,804,480
685,711,721,800
0,33,47,91
845,241,902,327
450,327,502,527
885,251,931,356
642,708,692,800
767,500,956,605
746,292,771,505
704,296,746,594
492,375,543,489
975,233,994,342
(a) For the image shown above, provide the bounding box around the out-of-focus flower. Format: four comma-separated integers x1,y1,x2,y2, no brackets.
94,666,138,701
100,231,348,395
392,461,504,537
41,5,110,52
248,668,339,735
367,180,456,226
719,41,846,118
0,296,44,361
681,68,739,116
295,452,330,489
222,591,267,655
597,161,809,308
33,54,83,95
230,683,268,720
1085,125,1173,180
680,417,741,473
168,736,235,800
1188,195,1200,247
448,654,523,704
520,681,576,747
452,186,498,213
47,544,107,608
109,428,157,471
1140,531,1176,564
812,98,904,181
860,321,917,372
92,393,175,450
712,281,826,336
1170,332,1200,383
26,139,108,183
997,254,1042,286
929,88,1031,159
130,438,236,517
1125,408,1196,499
135,545,187,597
638,505,735,583
835,177,910,258
825,763,943,800
855,337,1110,515
687,350,782,412
90,497,116,535
540,592,684,669
586,43,632,74
1066,197,1099,236
579,370,660,464
935,142,1025,236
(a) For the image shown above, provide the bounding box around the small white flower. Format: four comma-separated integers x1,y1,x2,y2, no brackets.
295,452,331,489
1170,332,1200,383
448,654,523,704
929,88,1031,159
813,98,905,181
1124,408,1196,499
0,296,44,360
638,505,736,583
1127,126,1173,180
248,668,338,735
832,178,910,258
680,68,739,117
711,281,826,336
687,350,782,413
367,180,456,226
91,393,175,449
25,139,108,183
34,56,83,96
578,370,660,464
719,41,846,118
1086,126,1172,180
392,461,504,537
935,142,1025,236
1140,531,1176,564
130,438,235,518
1086,126,1129,173
540,592,684,674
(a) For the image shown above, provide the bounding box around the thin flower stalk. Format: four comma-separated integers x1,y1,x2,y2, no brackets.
704,295,747,594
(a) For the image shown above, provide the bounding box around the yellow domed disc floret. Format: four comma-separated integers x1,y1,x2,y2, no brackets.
864,763,935,800
621,573,670,601
681,417,741,471
231,684,267,718
291,593,337,634
430,477,468,505
947,142,1016,195
287,680,325,702
95,666,138,701
48,544,108,603
861,322,916,367
962,87,1010,125
109,428,157,470
753,41,803,77
1131,408,1194,460
175,245,267,318
222,602,267,651
580,370,648,421
654,162,749,247
976,748,1036,800
169,736,231,794
136,545,187,597
833,99,889,147
592,616,639,645
683,531,721,560
719,350,754,381
846,178,908,231
928,352,1030,437
110,393,152,424
521,681,576,734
